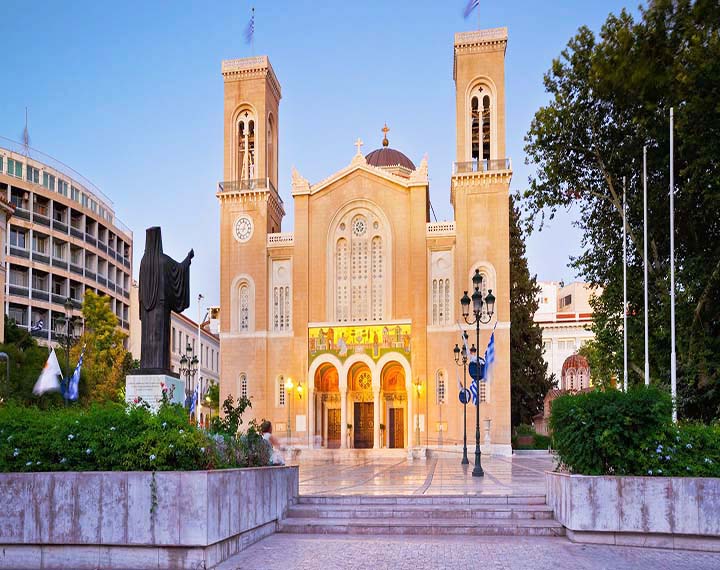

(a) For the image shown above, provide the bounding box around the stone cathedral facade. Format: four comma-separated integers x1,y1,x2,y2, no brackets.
218,28,513,455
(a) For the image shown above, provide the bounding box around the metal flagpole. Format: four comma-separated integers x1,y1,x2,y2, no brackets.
670,108,677,422
623,176,628,393
197,293,203,427
643,146,650,386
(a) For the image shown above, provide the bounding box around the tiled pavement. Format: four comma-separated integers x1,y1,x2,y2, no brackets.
218,534,720,570
296,452,554,496
217,453,720,569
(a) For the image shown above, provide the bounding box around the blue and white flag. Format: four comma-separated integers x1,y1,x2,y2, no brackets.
31,319,44,333
469,377,479,406
189,385,199,416
484,329,496,383
244,8,255,45
66,344,85,401
463,0,480,19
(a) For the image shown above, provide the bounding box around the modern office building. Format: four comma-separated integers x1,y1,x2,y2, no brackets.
0,139,133,343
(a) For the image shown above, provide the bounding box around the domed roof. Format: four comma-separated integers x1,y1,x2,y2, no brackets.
365,123,415,171
366,147,416,171
561,354,590,375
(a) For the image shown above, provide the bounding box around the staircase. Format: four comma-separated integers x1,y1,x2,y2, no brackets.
279,494,565,537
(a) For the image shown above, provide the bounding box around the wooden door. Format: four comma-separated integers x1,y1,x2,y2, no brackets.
327,408,341,449
353,402,373,449
388,408,404,448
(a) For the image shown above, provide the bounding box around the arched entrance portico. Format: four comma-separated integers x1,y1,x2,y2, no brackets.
308,352,411,450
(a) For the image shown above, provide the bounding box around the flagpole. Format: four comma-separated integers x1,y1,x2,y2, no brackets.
197,293,203,428
643,145,650,386
670,108,677,422
623,176,628,393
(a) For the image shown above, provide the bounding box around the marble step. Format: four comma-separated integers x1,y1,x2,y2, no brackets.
278,517,566,537
288,504,555,520
296,494,547,506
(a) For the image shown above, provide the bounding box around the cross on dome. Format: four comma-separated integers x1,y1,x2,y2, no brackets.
382,123,390,147
354,138,364,155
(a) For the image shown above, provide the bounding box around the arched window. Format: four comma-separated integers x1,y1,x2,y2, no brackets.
332,208,388,323
240,373,248,399
236,111,256,180
468,86,493,163
482,95,491,161
436,370,446,405
239,283,250,332
267,115,274,181
471,96,480,161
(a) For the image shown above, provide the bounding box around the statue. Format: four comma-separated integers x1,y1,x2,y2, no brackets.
138,227,194,373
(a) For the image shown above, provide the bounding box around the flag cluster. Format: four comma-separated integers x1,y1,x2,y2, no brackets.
244,9,255,45
463,0,480,19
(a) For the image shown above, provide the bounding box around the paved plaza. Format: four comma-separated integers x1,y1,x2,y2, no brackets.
295,452,554,496
219,534,720,570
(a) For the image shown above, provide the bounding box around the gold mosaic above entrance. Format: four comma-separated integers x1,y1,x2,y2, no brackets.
308,323,411,365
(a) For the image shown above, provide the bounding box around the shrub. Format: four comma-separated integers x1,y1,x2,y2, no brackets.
550,386,672,475
515,424,534,436
0,401,269,473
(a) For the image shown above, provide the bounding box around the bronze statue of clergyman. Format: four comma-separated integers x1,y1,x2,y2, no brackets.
138,227,193,374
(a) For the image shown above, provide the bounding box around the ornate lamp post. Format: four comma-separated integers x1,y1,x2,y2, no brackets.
285,377,294,443
54,297,82,405
179,342,198,410
460,269,496,477
453,333,470,465
413,378,423,447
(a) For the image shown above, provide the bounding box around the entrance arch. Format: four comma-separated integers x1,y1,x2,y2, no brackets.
313,361,341,448
348,363,374,448
381,362,407,448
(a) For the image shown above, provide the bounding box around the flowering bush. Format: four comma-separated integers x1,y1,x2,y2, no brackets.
0,400,269,472
550,387,720,477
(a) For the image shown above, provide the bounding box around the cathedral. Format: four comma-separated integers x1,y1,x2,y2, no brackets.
217,28,512,455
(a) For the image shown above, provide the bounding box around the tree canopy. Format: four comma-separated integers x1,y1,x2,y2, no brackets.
524,0,720,419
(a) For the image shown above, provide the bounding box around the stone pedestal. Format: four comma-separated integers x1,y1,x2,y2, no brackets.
125,373,185,411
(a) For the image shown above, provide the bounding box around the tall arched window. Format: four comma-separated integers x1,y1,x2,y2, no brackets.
471,96,480,161
267,114,274,181
332,208,388,323
239,283,250,331
436,370,446,405
240,373,248,399
236,111,255,180
468,86,493,163
482,95,491,161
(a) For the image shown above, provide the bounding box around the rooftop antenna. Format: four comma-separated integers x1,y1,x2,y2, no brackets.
21,107,30,156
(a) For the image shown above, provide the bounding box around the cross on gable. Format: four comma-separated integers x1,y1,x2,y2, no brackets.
354,138,364,154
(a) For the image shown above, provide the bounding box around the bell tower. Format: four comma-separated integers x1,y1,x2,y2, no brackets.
451,28,512,452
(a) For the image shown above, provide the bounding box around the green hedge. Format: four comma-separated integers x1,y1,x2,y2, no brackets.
0,400,270,472
550,387,720,476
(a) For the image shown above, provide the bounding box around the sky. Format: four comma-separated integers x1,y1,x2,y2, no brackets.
1,0,640,319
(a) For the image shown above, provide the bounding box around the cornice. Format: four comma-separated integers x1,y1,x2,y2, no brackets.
221,55,282,101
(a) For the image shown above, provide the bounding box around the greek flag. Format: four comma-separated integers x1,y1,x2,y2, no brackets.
244,9,255,45
189,385,199,416
31,319,44,332
469,376,479,406
463,0,480,18
66,344,85,401
484,330,496,382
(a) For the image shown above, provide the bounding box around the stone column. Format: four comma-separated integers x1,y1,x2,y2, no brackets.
307,388,315,448
373,389,381,449
340,389,347,449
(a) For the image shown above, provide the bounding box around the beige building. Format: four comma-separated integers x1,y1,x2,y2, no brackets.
217,28,513,453
534,280,596,388
0,195,14,343
0,141,132,344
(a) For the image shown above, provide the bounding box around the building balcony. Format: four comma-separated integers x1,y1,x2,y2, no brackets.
70,264,83,276
426,221,456,237
267,232,294,247
9,247,30,259
52,220,68,233
70,227,84,240
52,259,68,270
453,159,511,174
13,208,31,221
32,252,50,265
31,289,50,302
9,285,29,297
85,234,97,247
34,213,51,227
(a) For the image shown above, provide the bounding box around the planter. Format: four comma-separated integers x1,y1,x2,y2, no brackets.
546,471,720,552
0,466,299,569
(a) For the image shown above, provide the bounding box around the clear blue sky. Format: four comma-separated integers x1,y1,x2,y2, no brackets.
2,0,639,319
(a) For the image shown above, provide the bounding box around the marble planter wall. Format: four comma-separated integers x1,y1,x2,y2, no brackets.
0,466,299,569
546,471,720,551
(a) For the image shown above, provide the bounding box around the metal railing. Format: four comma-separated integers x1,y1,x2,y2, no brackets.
453,159,511,174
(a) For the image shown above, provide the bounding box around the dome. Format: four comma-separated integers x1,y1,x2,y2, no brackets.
365,147,416,171
561,354,590,376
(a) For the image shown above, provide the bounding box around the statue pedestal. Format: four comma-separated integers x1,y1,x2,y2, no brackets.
125,373,185,412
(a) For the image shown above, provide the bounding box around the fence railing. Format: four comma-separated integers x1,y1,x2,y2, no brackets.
453,158,511,174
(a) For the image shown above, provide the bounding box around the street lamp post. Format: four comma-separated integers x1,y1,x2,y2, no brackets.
413,378,422,447
179,342,198,414
54,297,81,405
460,269,496,478
453,333,470,465
285,377,294,444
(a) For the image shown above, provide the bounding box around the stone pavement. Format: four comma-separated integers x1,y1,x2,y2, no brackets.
296,452,554,495
217,534,720,569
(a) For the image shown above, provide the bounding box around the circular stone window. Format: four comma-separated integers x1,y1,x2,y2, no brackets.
352,216,367,237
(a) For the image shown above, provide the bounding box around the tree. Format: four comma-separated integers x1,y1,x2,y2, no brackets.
72,290,132,403
509,195,555,426
524,0,720,420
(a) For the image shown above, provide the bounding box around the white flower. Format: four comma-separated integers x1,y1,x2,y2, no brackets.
60,458,67,464
67,434,75,441
149,454,156,461
75,420,79,424
6,435,12,441
686,443,692,449
648,470,653,475
705,458,713,464
665,455,671,461
687,466,691,471
656,445,663,453
657,469,663,474
169,444,174,449
13,448,19,457
162,422,167,428
25,461,33,466
36,461,41,466
179,429,184,434
85,448,92,455
200,447,206,453
110,426,116,431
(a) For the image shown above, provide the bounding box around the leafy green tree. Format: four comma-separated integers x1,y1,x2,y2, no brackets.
509,195,555,426
72,290,132,403
523,0,720,420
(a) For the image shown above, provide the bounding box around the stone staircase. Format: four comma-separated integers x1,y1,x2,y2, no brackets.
279,494,566,537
